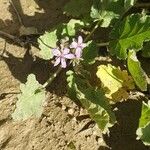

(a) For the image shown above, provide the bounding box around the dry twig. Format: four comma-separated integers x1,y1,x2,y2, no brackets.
9,0,23,25
0,30,25,46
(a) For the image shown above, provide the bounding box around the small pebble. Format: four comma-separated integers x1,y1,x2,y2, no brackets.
62,105,66,110
68,108,74,115
98,137,104,144
93,131,98,136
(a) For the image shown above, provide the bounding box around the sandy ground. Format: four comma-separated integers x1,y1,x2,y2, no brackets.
0,0,149,150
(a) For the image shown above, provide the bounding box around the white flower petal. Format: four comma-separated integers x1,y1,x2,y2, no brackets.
52,48,61,56
70,41,78,49
64,54,75,59
54,57,61,66
63,48,70,55
61,58,67,68
78,36,83,44
75,47,82,58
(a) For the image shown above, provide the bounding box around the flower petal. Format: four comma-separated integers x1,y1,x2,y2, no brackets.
63,48,70,55
52,48,61,56
78,36,83,44
61,58,67,68
70,41,78,49
64,54,75,59
75,47,82,58
54,57,61,66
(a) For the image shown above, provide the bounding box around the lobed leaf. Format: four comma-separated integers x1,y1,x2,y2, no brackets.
127,50,147,91
109,14,150,59
66,71,116,133
96,64,135,102
90,0,118,27
90,0,136,27
12,74,46,121
77,87,116,133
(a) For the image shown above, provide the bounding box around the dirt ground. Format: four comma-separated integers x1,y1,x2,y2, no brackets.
0,0,150,150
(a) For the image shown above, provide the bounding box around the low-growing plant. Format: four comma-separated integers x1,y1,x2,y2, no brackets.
12,0,150,145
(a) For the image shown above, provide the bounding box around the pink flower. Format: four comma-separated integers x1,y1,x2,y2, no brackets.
52,47,75,68
70,36,86,58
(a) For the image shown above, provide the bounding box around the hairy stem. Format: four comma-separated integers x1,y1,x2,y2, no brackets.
42,67,62,88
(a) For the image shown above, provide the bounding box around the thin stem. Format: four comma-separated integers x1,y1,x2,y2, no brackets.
84,21,101,42
97,42,109,47
42,66,62,88
135,3,150,8
0,30,25,46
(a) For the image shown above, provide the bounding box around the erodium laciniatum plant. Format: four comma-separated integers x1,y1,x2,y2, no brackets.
12,0,150,145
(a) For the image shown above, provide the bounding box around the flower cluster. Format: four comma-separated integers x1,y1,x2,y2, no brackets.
52,36,86,68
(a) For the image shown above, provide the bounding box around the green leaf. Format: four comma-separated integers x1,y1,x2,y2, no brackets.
142,42,150,58
127,50,147,91
38,30,57,60
12,74,45,121
66,70,78,102
139,101,150,128
62,19,85,36
136,101,150,146
90,0,136,27
109,14,150,59
82,41,98,64
66,71,116,133
63,0,92,17
79,88,116,133
90,0,118,27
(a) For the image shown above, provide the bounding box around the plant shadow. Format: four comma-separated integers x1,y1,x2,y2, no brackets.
0,0,70,96
15,0,69,31
103,99,149,150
